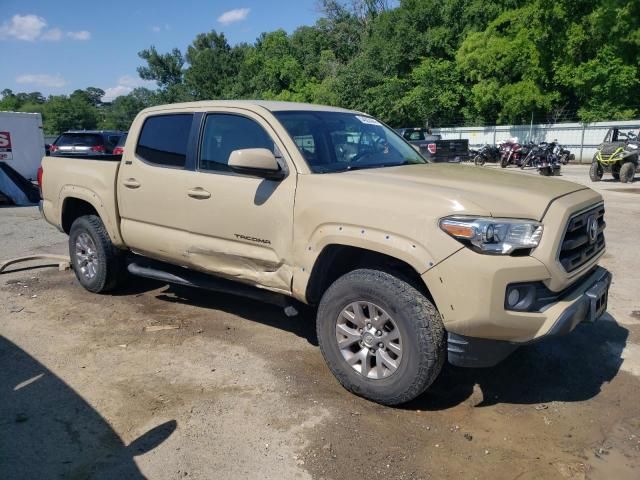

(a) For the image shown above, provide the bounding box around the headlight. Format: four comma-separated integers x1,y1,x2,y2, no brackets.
439,216,543,254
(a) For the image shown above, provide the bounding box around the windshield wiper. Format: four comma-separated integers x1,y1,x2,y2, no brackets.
343,161,410,171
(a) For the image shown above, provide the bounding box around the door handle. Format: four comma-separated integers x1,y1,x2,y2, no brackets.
123,178,141,189
187,188,211,199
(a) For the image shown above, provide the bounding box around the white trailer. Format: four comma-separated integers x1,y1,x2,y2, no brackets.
0,111,45,205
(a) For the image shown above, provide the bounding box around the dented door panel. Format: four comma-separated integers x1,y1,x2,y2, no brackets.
185,109,297,293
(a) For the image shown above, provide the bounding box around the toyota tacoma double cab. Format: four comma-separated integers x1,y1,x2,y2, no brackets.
40,101,611,405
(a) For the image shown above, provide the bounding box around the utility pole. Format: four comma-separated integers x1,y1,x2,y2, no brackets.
579,123,586,164
529,112,534,142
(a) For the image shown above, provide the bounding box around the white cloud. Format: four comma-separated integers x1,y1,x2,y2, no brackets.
67,30,91,40
0,14,91,42
102,75,155,102
102,85,133,102
41,28,63,41
0,14,46,41
217,8,250,25
151,24,170,33
16,73,66,88
117,75,153,88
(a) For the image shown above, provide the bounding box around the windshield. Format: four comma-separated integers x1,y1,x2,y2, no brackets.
273,111,427,173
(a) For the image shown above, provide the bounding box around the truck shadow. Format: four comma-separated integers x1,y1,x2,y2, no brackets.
126,281,628,410
405,315,629,411
156,284,320,346
0,335,176,479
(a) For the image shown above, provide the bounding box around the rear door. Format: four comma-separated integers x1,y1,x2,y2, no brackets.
184,109,297,293
117,113,199,265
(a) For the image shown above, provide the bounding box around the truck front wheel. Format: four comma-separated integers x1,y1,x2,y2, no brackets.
69,215,125,293
316,269,445,406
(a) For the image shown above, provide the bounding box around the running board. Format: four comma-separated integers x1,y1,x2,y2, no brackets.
127,258,296,312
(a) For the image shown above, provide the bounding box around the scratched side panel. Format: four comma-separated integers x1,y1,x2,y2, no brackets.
184,234,293,293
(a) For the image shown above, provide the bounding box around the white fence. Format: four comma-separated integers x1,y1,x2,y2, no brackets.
433,120,640,163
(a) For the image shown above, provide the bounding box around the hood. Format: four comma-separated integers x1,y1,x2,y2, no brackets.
345,163,588,220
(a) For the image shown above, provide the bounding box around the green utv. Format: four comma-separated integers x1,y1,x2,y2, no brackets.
590,127,639,183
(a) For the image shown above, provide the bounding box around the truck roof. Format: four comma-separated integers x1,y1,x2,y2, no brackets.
140,100,359,115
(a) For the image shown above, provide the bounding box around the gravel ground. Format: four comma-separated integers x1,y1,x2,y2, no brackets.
0,164,638,479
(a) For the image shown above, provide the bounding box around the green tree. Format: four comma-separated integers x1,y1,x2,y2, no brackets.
184,31,244,99
101,87,153,130
41,95,99,134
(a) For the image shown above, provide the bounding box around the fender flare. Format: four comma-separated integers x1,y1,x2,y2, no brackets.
58,186,125,247
291,223,442,303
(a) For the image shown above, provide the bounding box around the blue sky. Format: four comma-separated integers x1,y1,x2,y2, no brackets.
0,0,320,101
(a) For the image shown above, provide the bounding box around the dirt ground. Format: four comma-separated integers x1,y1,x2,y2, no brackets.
1,164,638,480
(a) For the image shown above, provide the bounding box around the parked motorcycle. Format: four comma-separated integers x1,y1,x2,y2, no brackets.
525,142,561,176
473,144,501,166
556,144,573,165
499,138,524,168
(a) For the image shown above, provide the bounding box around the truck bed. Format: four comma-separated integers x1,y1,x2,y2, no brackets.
40,155,123,243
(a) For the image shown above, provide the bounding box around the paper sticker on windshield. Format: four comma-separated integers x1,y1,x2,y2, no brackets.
355,115,382,126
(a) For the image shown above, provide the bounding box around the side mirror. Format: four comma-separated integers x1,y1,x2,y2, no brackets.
228,148,285,180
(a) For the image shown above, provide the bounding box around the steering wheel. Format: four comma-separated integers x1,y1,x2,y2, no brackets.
350,137,387,163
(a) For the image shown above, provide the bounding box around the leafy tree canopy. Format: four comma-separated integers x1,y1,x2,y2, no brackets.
2,0,638,133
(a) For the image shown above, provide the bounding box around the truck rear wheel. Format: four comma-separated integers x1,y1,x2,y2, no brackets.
69,215,125,293
619,161,636,183
589,161,603,182
316,269,445,406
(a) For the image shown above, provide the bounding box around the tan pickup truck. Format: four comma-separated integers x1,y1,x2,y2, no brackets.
40,101,611,405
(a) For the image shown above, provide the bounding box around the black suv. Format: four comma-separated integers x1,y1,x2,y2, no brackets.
50,131,124,157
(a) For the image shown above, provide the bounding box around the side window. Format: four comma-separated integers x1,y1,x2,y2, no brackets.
136,114,193,167
199,114,274,172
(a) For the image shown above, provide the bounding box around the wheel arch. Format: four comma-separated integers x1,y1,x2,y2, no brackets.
59,188,124,246
303,243,436,307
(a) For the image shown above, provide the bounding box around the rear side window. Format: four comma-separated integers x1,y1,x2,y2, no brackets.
403,130,425,141
136,114,193,167
56,133,103,146
107,135,121,147
116,133,127,147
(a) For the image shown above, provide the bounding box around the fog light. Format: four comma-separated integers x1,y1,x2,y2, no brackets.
507,288,520,307
505,283,538,311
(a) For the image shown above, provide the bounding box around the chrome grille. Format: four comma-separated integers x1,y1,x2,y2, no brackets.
559,204,606,272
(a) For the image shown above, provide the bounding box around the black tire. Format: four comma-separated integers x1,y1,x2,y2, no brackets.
520,160,526,169
612,163,620,180
474,155,485,166
500,157,508,168
316,269,445,406
589,161,603,182
539,168,552,176
69,215,125,293
619,161,636,183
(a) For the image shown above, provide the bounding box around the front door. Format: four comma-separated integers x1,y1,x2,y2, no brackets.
185,109,297,293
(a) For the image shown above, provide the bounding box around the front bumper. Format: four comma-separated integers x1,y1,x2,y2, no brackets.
446,267,611,367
